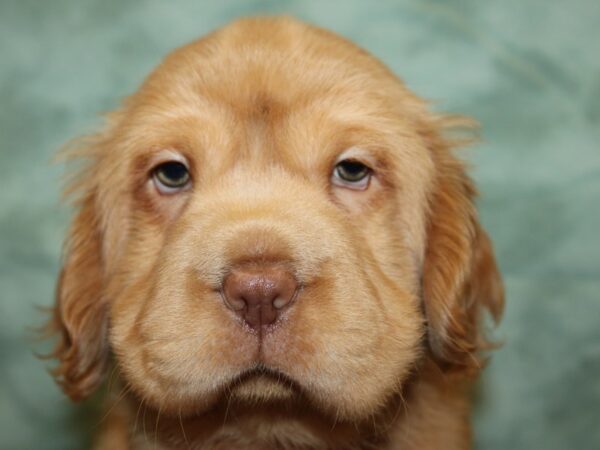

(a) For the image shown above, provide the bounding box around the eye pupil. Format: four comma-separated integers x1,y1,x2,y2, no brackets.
335,160,370,182
154,161,190,189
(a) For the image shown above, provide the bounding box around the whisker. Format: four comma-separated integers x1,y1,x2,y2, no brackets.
154,404,162,450
330,406,340,431
106,365,119,395
94,383,131,429
142,396,149,445
133,397,145,437
394,389,408,424
222,384,233,428
179,407,191,450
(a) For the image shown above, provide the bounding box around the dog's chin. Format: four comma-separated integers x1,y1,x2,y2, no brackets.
225,367,300,405
136,367,303,419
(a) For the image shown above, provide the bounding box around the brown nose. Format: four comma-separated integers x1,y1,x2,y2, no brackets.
221,265,298,329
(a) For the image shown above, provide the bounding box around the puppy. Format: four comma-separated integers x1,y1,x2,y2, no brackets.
47,16,504,450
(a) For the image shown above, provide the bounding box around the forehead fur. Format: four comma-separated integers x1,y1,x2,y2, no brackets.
125,17,429,130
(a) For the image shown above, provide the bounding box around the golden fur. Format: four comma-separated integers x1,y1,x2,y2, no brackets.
47,17,504,450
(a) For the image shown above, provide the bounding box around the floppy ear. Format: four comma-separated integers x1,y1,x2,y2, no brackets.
421,119,504,375
48,177,110,401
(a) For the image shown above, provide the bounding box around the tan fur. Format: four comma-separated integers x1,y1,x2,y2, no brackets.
46,17,504,450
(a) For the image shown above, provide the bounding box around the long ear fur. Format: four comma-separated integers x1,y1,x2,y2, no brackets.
47,141,110,401
421,116,504,375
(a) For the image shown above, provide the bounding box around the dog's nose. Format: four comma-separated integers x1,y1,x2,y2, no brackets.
222,265,298,329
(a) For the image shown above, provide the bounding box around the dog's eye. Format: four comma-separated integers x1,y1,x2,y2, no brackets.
332,160,371,190
153,161,191,194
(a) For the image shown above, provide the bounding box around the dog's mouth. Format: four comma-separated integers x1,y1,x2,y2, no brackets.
224,364,302,404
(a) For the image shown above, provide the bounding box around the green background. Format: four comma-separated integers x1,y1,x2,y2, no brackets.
1,0,599,448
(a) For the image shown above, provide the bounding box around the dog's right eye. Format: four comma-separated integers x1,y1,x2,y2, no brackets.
152,161,191,194
332,159,372,190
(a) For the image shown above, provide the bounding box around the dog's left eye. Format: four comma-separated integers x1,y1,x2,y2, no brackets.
332,160,371,190
152,161,191,194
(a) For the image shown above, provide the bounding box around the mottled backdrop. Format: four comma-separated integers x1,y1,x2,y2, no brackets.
1,0,599,449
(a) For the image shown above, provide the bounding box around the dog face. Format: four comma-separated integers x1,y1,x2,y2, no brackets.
48,18,503,423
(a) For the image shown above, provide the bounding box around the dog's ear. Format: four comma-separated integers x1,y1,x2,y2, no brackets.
47,145,110,402
421,117,504,375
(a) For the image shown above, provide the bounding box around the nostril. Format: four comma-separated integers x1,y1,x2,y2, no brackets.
226,296,246,311
273,296,289,309
221,265,298,329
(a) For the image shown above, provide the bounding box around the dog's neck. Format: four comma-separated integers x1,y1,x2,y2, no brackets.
94,361,471,450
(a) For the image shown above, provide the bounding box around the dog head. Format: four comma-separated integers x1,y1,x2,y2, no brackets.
47,17,503,422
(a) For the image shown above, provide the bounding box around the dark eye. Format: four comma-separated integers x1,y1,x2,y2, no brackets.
332,160,371,189
152,161,191,194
